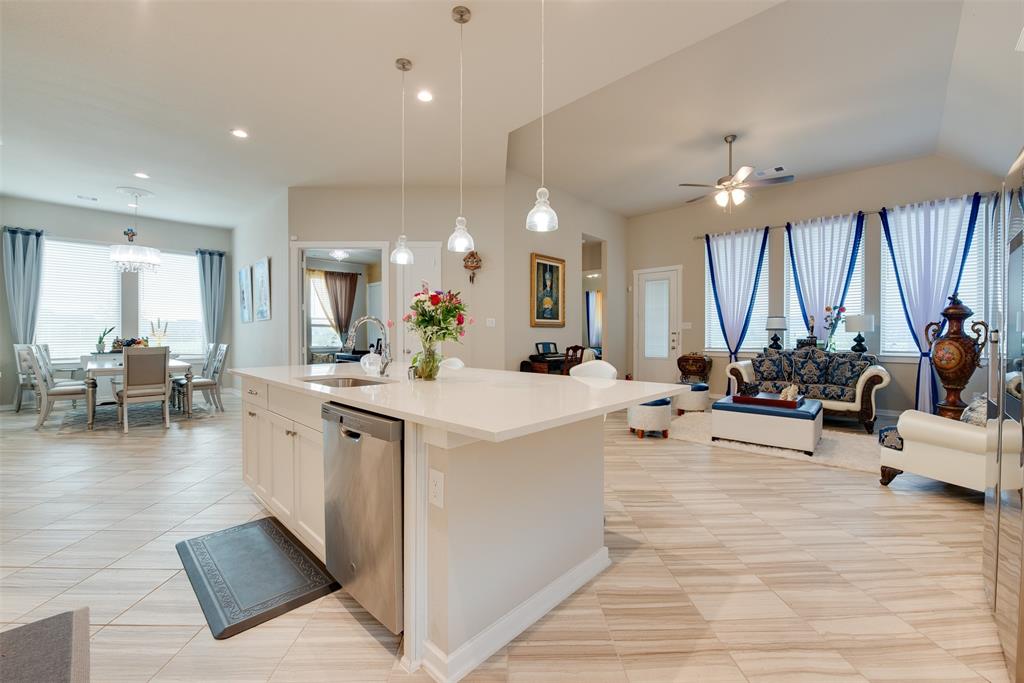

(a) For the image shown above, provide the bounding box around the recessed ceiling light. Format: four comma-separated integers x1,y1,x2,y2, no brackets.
416,90,433,102
76,194,98,202
133,171,150,179
230,128,249,139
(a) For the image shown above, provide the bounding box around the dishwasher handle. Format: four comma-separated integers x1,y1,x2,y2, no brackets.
321,403,403,442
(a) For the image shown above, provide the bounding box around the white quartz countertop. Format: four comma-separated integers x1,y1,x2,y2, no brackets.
230,363,683,442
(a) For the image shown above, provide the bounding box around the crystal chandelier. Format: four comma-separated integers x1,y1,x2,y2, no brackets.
110,190,160,272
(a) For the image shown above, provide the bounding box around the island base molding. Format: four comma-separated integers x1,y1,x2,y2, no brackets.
419,547,610,683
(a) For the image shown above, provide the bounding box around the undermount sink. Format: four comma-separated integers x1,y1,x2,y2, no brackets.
303,377,387,388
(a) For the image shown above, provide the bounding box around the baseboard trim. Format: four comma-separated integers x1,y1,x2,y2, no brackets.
420,546,611,683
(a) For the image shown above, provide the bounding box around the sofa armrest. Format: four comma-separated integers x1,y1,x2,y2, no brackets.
897,409,987,454
726,360,754,386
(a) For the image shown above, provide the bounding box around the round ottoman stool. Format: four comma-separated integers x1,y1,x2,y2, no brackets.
674,382,710,415
627,398,673,439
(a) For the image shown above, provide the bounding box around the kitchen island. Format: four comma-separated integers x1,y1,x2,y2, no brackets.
230,362,681,683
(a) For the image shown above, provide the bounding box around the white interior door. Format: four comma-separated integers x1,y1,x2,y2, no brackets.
634,267,681,382
397,242,442,363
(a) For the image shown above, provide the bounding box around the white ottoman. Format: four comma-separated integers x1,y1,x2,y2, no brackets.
627,398,673,439
674,382,710,415
710,397,823,455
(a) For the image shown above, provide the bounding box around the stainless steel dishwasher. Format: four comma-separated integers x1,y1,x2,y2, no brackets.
321,402,404,634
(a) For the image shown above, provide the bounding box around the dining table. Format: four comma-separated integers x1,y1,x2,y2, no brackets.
84,357,194,430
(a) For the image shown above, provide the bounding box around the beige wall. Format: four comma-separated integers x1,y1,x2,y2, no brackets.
504,170,628,372
626,153,1001,412
231,192,289,380
0,196,232,405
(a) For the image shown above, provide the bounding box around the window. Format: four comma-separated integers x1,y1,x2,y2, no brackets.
309,277,342,348
880,197,988,355
36,239,121,360
139,251,206,355
704,256,770,352
784,233,864,350
643,278,670,358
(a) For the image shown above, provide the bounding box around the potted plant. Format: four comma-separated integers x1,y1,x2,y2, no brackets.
403,282,472,380
96,326,115,353
823,305,846,352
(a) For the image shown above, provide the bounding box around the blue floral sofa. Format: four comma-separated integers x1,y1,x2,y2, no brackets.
726,347,891,433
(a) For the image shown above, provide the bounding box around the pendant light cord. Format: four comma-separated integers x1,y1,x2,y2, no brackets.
401,68,406,235
459,22,464,217
540,0,545,188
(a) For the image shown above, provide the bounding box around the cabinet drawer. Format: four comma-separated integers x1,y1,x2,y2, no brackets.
268,386,324,432
242,379,268,408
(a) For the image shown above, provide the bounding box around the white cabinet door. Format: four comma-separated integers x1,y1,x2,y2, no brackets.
242,406,259,487
249,406,274,502
293,423,326,561
268,412,296,523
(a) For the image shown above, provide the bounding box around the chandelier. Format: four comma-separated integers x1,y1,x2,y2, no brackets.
110,188,161,272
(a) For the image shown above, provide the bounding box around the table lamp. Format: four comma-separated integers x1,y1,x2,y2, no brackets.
765,316,787,350
844,314,875,353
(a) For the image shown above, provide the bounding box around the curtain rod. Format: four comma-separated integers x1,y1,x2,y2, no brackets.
691,211,883,241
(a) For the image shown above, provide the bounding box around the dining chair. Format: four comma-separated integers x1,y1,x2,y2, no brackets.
23,347,88,430
117,346,171,433
173,343,228,413
562,345,585,375
30,344,82,408
12,344,39,413
569,360,618,379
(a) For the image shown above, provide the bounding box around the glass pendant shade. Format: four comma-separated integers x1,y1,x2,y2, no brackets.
714,190,730,207
731,188,746,205
390,234,414,265
110,244,161,272
526,187,558,232
447,216,474,252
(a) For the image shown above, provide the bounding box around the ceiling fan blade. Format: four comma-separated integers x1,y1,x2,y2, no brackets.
732,165,754,184
741,174,795,187
686,194,708,204
678,183,716,188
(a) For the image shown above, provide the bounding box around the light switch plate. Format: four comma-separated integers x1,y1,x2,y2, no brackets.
486,318,496,328
429,469,445,508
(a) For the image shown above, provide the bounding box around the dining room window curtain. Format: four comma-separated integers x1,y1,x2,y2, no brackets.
2,227,44,345
585,290,603,347
195,249,227,346
786,212,864,340
324,271,359,340
881,192,981,413
705,226,770,392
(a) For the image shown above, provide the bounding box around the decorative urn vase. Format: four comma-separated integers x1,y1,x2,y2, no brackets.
925,294,988,420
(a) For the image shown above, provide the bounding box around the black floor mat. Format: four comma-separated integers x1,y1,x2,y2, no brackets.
176,517,339,639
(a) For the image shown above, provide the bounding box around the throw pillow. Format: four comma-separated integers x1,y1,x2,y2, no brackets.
827,358,870,388
752,353,786,382
960,395,988,427
878,425,904,451
793,352,830,385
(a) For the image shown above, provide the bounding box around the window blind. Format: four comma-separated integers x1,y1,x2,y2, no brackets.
784,233,865,350
139,251,206,355
36,239,121,360
704,256,770,352
309,278,343,348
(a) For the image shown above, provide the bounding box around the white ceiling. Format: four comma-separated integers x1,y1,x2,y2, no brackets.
0,0,779,227
508,0,1024,217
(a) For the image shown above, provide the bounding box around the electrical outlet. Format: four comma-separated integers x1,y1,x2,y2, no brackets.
429,469,445,509
486,318,496,328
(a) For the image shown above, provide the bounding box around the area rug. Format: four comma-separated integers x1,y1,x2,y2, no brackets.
177,516,339,639
0,607,90,683
58,401,212,432
669,411,878,474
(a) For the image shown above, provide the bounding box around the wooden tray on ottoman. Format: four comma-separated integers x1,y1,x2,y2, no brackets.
732,392,804,409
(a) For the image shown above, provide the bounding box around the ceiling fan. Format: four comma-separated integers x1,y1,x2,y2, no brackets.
678,134,795,209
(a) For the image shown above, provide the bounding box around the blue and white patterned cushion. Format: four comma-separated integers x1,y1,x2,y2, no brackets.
960,396,987,427
752,354,787,382
802,383,856,402
878,425,904,451
793,350,830,385
757,380,792,394
827,358,870,388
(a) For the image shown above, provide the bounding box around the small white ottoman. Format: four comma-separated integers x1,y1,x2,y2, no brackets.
627,398,673,439
674,382,710,415
710,397,823,455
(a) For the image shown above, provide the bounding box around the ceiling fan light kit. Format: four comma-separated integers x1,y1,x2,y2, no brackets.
680,133,794,211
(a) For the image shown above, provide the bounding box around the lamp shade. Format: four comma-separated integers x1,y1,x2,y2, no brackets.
843,314,875,333
765,315,787,331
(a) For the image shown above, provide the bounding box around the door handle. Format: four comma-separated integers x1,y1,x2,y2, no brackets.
247,388,258,395
247,411,256,417
285,429,297,437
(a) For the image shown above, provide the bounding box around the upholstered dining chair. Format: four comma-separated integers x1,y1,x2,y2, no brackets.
117,346,171,432
12,344,39,413
569,360,618,380
173,343,228,413
30,344,82,409
22,347,88,429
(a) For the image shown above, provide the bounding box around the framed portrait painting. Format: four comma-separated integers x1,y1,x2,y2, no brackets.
530,253,565,327
253,257,272,321
238,266,253,323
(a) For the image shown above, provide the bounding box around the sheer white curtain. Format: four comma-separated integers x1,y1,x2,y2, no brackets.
882,193,980,412
585,290,602,347
705,227,769,377
786,213,863,339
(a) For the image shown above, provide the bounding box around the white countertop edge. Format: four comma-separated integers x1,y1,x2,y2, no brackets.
230,366,683,443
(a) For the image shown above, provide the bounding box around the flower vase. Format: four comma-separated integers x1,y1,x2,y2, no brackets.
415,343,442,381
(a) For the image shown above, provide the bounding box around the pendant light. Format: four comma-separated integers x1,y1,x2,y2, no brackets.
525,0,557,232
447,5,475,253
110,188,161,272
390,58,415,266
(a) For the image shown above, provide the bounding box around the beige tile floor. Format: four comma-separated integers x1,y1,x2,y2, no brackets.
0,393,1005,682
